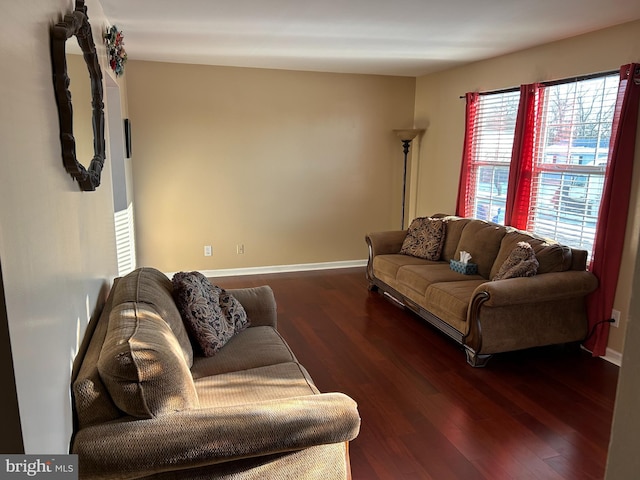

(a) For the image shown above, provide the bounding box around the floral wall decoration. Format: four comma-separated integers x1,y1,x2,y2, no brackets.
104,25,127,77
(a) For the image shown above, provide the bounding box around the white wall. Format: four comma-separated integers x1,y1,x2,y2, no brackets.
0,0,119,452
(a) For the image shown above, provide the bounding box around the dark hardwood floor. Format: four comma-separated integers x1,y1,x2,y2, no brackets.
210,267,619,480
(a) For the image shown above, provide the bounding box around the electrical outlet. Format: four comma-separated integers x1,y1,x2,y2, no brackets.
237,244,245,254
611,309,620,328
204,245,212,257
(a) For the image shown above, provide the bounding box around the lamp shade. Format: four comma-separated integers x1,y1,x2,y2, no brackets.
393,129,424,141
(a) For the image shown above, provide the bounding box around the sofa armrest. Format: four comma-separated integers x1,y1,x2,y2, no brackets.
72,392,360,480
365,230,407,258
475,270,598,308
226,285,277,328
464,271,598,360
365,230,407,282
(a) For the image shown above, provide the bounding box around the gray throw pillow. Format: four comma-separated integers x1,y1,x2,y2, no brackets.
172,271,250,356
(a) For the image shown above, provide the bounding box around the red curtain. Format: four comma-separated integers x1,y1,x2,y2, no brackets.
504,83,543,229
456,92,479,217
584,63,640,356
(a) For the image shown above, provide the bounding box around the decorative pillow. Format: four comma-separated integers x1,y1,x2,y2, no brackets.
172,271,250,356
491,229,571,278
97,302,200,418
400,217,445,260
492,241,539,281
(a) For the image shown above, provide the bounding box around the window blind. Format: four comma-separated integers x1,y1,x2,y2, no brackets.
465,91,520,224
528,74,618,256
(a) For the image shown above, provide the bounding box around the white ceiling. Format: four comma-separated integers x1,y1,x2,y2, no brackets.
99,0,640,77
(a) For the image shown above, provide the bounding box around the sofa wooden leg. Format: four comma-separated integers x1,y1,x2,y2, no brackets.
367,282,378,292
465,348,492,367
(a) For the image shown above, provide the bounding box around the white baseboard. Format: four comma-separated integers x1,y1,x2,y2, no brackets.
167,259,367,279
581,344,622,367
603,347,622,367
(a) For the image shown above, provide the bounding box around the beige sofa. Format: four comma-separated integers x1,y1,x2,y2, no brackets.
71,267,360,479
366,215,598,367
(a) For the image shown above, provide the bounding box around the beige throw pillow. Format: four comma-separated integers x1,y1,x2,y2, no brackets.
400,217,445,260
492,241,539,281
97,302,200,418
113,267,194,367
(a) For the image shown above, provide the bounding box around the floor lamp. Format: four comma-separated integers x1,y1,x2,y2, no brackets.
393,129,424,229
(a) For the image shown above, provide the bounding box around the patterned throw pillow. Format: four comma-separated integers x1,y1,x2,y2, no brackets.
172,271,250,356
400,217,445,260
492,241,539,281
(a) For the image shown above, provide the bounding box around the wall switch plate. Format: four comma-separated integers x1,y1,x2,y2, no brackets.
611,309,620,328
204,245,212,257
237,244,245,254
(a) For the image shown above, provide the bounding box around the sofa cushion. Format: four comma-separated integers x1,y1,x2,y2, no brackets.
424,280,487,334
195,362,320,408
492,242,539,281
72,280,124,429
440,216,473,261
490,229,572,279
396,263,483,297
97,302,200,418
191,326,297,379
372,254,435,284
454,220,507,279
173,271,250,357
113,267,194,367
400,217,445,260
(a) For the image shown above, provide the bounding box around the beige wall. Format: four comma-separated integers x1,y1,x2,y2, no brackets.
126,61,416,272
412,20,640,357
606,237,640,478
1,0,636,458
0,0,119,452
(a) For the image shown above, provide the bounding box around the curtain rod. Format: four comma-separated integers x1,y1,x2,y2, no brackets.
458,69,619,99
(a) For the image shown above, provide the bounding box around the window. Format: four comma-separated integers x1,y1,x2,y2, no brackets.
460,72,618,259
528,76,618,254
466,91,519,224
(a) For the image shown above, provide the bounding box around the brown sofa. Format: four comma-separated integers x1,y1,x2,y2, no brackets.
366,215,598,367
71,267,360,479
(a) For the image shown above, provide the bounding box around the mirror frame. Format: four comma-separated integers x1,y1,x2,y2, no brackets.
51,0,105,191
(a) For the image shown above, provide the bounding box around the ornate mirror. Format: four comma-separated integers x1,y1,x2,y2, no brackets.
51,0,105,191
